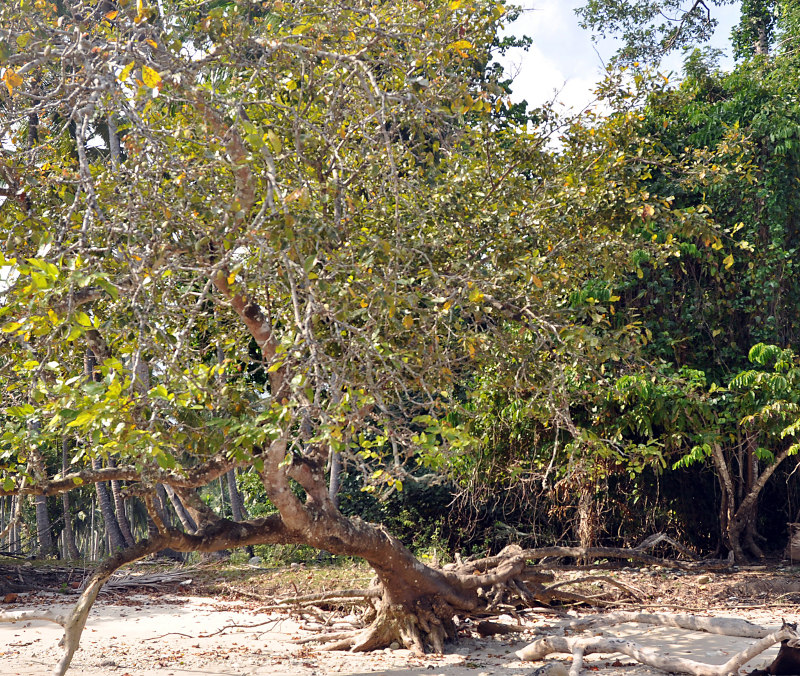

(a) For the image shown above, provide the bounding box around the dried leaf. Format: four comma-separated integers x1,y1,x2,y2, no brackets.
3,69,22,95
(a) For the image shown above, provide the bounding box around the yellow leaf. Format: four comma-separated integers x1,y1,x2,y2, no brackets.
119,61,135,82
403,315,414,329
141,65,162,89
723,253,734,269
3,69,22,95
448,40,472,51
531,274,543,289
146,39,158,49
104,10,119,20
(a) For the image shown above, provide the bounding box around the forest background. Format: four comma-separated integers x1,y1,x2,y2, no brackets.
0,0,800,631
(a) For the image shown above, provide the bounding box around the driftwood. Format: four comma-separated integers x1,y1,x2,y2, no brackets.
518,614,797,676
559,611,771,638
100,569,193,593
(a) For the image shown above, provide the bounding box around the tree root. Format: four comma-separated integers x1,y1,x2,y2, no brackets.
308,598,456,655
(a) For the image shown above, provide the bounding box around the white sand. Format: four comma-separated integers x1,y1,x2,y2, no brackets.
0,593,785,676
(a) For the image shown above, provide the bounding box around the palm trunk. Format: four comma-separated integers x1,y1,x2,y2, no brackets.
61,439,81,560
108,457,135,547
92,456,126,552
162,485,197,532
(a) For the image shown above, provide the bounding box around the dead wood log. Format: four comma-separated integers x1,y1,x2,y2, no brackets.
476,620,527,636
540,575,645,603
559,611,771,638
517,616,795,676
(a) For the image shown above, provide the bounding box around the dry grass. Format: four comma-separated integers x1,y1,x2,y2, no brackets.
187,558,375,601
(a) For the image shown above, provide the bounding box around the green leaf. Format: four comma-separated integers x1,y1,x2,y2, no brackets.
74,311,92,327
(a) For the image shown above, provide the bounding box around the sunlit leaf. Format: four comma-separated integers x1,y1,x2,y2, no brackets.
141,65,162,88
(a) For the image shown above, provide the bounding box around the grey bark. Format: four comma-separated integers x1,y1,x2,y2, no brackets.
226,469,245,521
85,349,126,552
29,421,55,558
61,439,80,560
107,114,120,169
92,456,126,552
162,484,197,532
107,457,135,547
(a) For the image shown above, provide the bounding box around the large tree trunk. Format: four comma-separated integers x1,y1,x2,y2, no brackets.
34,494,54,558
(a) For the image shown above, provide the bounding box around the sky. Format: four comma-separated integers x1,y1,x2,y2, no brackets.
497,1,742,113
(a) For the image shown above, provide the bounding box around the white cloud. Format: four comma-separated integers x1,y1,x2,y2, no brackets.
497,0,741,114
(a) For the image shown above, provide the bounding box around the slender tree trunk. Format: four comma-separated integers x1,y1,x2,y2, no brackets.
107,457,135,547
226,470,245,521
61,439,80,560
92,456,126,552
711,442,743,560
29,422,55,558
162,485,197,532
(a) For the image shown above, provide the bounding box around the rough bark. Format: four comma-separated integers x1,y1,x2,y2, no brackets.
226,470,245,522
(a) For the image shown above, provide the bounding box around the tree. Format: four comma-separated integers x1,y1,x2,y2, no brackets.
576,0,784,64
0,1,707,673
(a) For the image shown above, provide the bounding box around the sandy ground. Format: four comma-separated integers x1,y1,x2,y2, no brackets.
0,590,789,676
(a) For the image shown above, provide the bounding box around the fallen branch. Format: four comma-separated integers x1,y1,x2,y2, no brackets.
518,619,795,676
542,575,645,603
560,611,771,638
635,533,697,560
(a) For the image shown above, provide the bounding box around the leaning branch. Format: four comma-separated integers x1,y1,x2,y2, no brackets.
0,453,237,498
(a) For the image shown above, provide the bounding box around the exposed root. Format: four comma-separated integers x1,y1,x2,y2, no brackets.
308,599,455,655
